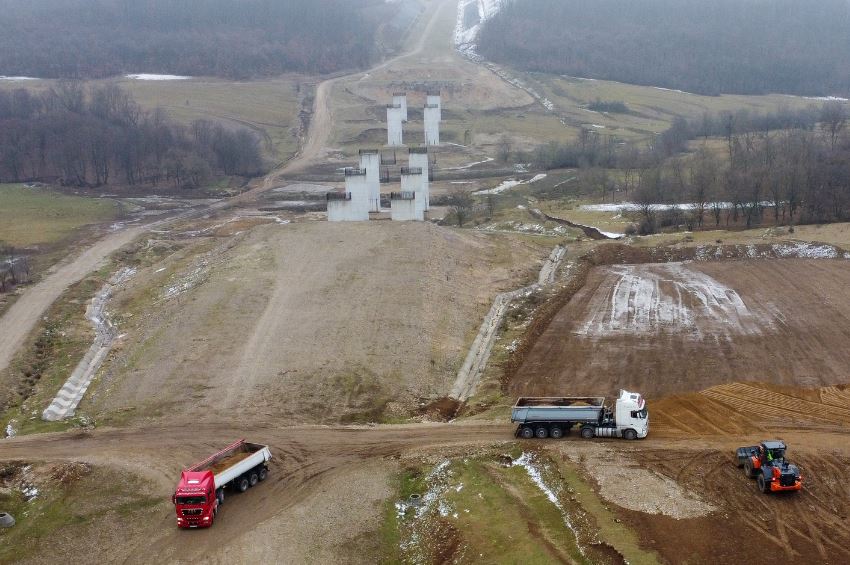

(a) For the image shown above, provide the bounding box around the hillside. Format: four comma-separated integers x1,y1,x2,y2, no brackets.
0,0,400,79
478,0,850,96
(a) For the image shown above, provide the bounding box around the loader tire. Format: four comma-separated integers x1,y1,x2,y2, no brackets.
745,460,756,479
757,474,770,494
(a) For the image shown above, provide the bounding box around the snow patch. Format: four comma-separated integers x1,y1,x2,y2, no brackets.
577,263,771,339
474,174,546,195
124,74,192,81
805,95,849,102
514,453,586,557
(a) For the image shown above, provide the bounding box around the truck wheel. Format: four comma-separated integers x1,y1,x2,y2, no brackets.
550,426,563,439
744,460,756,479
520,426,534,439
249,472,259,487
258,467,268,481
623,429,638,441
217,489,225,505
535,426,549,439
237,476,250,493
757,475,770,494
580,426,594,439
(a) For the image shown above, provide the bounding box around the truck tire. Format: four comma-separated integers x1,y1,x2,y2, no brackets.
580,426,594,439
535,426,549,439
520,426,534,439
237,476,250,493
249,471,259,487
550,426,563,439
217,489,225,505
744,460,756,479
757,474,770,494
624,429,638,441
258,467,268,482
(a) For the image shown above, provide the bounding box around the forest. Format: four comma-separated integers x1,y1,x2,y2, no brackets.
0,84,263,188
0,0,388,79
478,0,850,96
531,103,850,231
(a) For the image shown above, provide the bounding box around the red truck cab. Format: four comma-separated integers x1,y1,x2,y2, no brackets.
173,470,219,528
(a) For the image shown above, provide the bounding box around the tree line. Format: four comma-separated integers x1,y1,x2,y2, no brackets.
0,84,263,188
531,103,850,232
478,0,850,96
0,0,388,79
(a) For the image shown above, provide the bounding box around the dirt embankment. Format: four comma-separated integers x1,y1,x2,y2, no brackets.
504,243,850,398
93,221,546,425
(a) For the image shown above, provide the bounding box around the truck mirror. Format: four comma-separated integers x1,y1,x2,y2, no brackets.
172,494,176,505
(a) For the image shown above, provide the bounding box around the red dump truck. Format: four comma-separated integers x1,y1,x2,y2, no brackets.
172,440,272,528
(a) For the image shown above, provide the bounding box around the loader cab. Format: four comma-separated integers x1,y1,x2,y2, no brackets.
759,441,786,464
615,389,649,438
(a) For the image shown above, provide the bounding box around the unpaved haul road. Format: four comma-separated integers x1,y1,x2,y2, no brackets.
0,0,454,374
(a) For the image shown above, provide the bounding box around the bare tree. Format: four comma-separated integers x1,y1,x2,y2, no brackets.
821,101,847,150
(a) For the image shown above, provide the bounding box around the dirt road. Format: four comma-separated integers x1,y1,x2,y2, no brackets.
0,226,147,374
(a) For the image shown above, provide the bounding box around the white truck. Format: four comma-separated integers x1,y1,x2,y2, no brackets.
511,389,649,440
172,440,273,528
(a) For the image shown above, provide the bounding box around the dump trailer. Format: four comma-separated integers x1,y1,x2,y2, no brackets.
512,389,648,440
172,440,272,528
736,440,802,494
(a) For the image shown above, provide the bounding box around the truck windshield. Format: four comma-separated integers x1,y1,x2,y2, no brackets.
630,408,648,419
176,496,206,505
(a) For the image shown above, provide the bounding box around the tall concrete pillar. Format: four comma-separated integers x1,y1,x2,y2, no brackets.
426,92,442,122
387,105,404,146
392,92,408,122
344,168,370,220
408,147,430,211
401,166,426,219
359,149,381,212
424,105,440,146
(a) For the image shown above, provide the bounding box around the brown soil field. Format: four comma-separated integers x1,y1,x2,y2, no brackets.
91,221,547,425
510,258,850,399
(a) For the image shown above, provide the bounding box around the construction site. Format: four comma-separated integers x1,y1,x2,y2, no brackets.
1,0,850,564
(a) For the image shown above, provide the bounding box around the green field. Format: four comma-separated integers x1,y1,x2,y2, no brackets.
0,185,119,248
0,76,305,165
529,73,819,141
118,77,305,164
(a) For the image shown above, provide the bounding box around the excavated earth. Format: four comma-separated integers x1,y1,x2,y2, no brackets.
510,258,850,398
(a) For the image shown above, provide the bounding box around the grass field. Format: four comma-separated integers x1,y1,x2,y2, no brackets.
118,77,305,164
529,73,819,141
0,76,305,165
0,185,119,248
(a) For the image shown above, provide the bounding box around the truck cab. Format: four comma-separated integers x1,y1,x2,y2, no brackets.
614,389,649,439
173,470,219,528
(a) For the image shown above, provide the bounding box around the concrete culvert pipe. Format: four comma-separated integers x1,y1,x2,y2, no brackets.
408,494,422,507
0,512,14,528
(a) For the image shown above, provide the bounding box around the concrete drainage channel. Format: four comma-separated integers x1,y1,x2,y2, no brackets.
449,245,566,402
41,267,136,421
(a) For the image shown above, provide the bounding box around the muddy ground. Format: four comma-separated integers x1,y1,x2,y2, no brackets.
511,258,850,398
